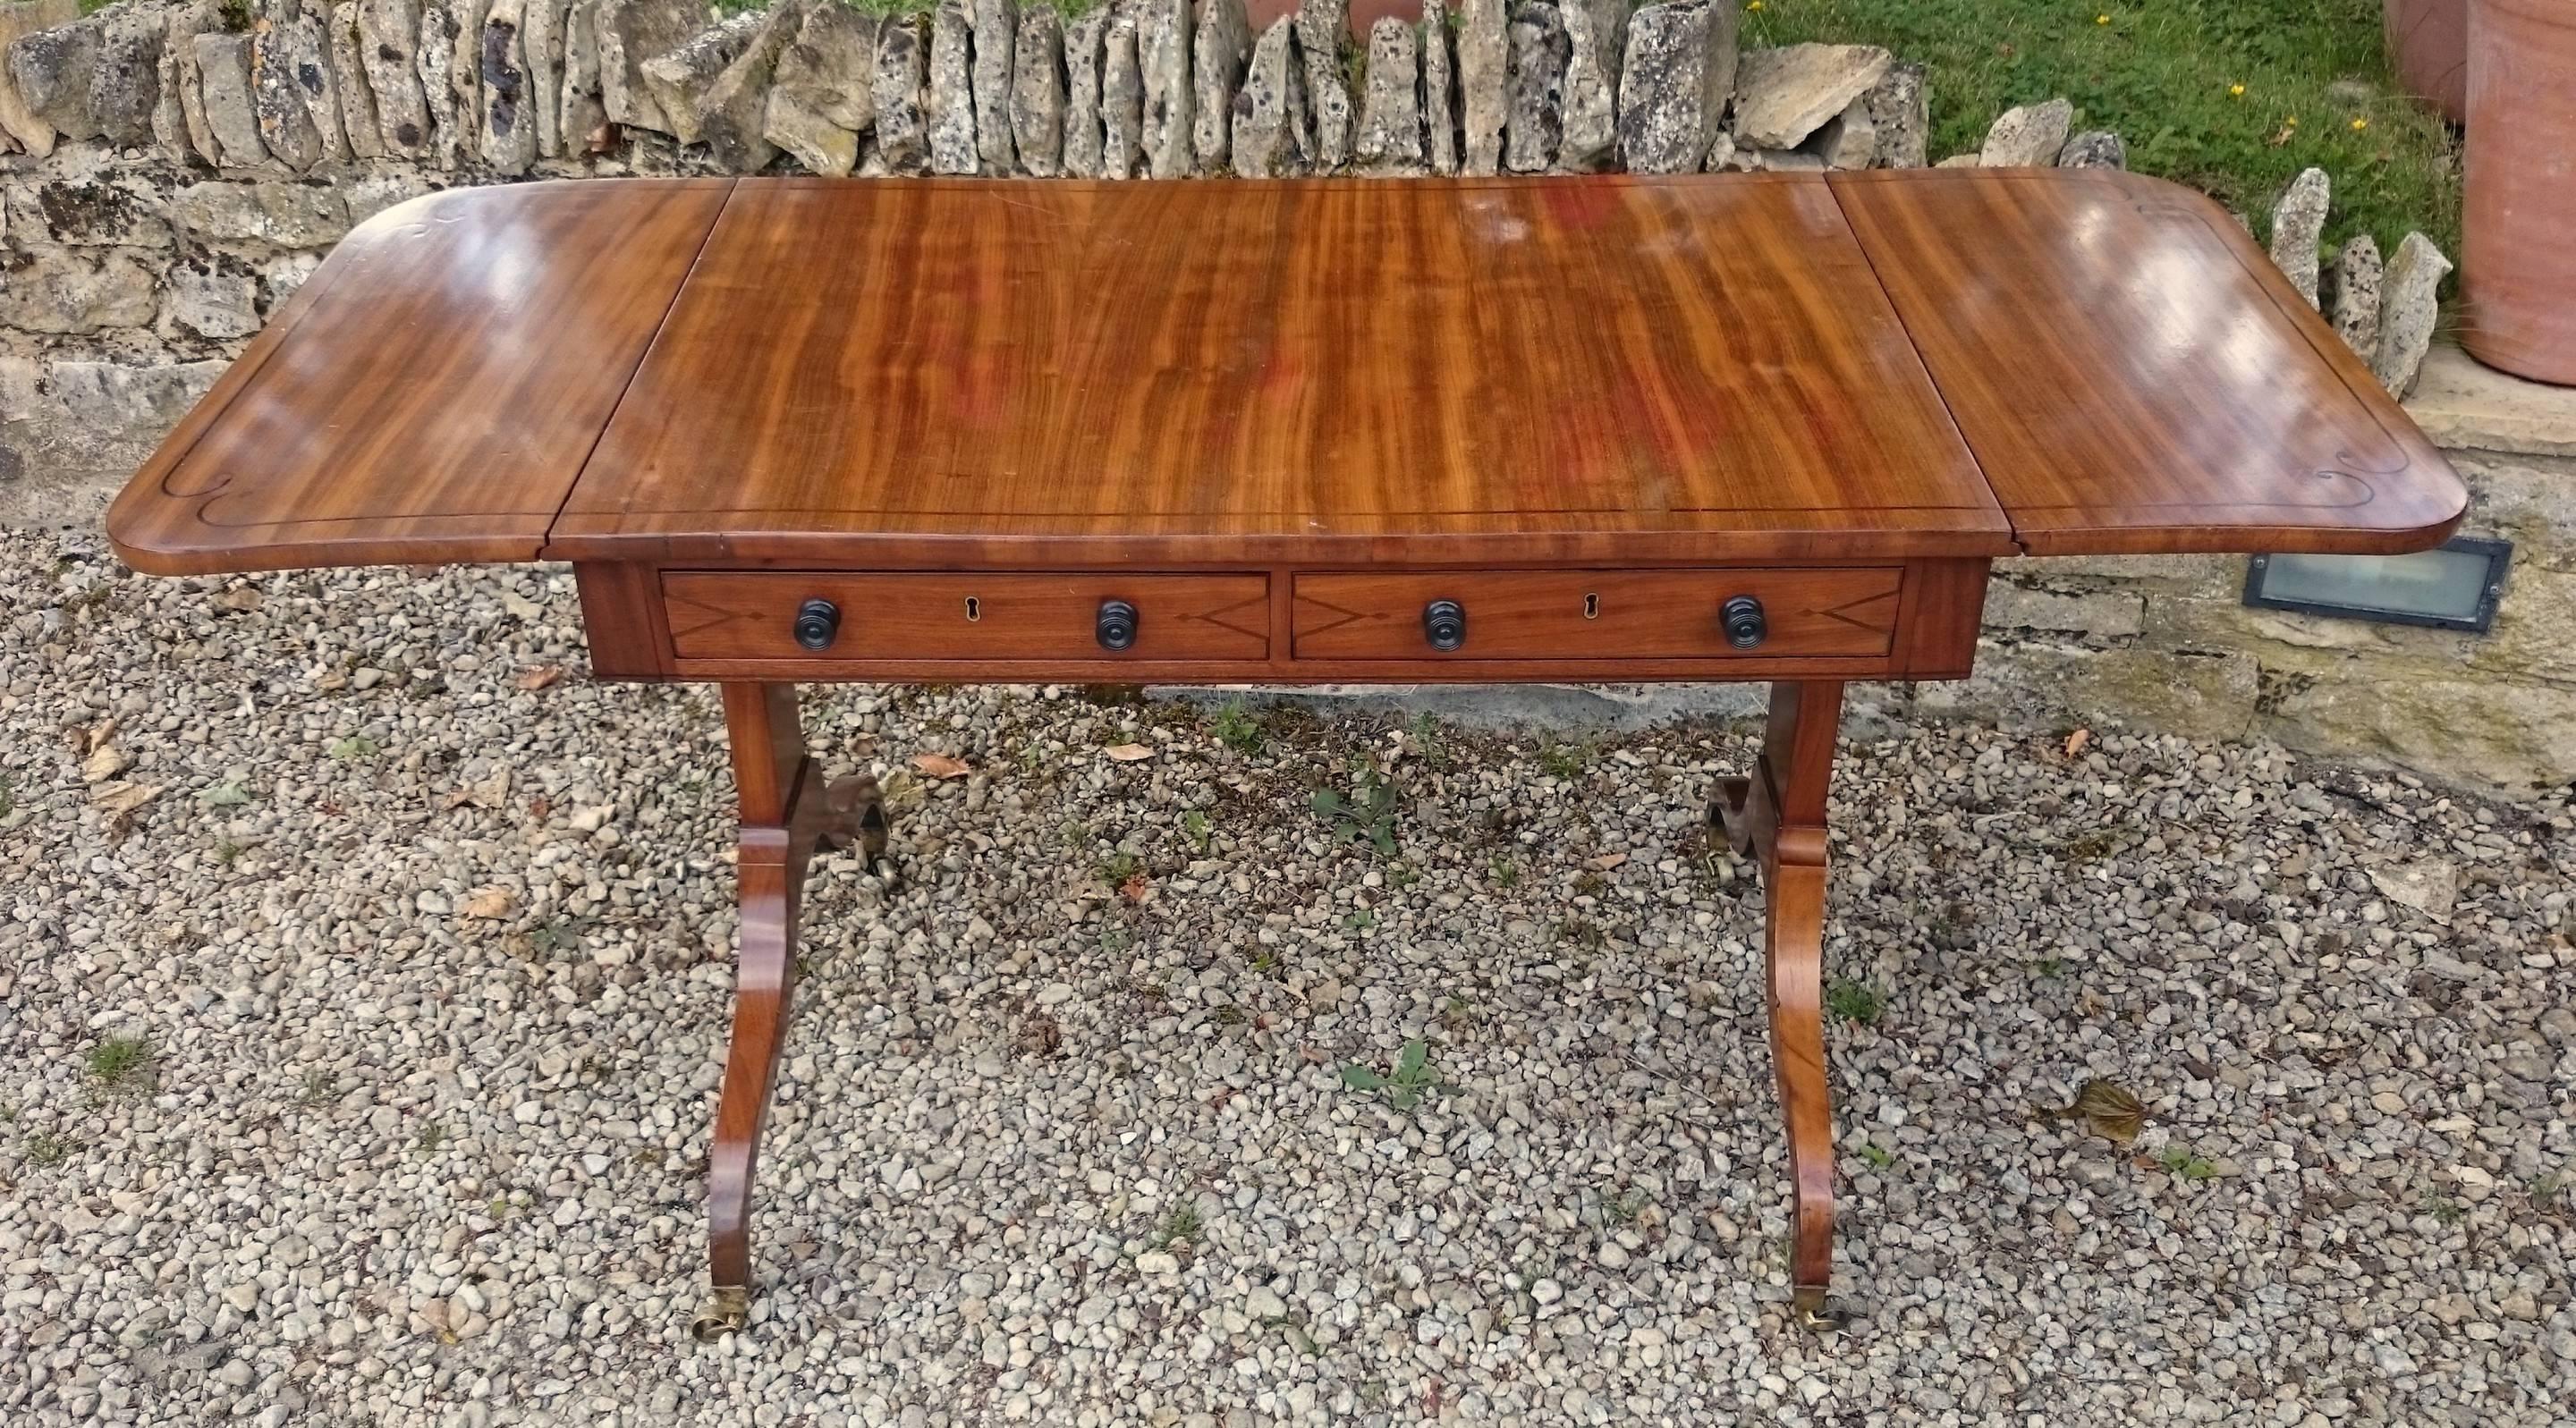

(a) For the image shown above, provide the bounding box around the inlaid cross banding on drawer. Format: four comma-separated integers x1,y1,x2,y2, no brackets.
661,572,1272,661
1290,570,1904,661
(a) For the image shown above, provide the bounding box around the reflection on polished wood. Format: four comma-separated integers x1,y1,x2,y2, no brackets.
1832,169,2465,555
97,171,2477,1338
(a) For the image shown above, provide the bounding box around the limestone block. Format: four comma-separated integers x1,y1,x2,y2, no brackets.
358,0,431,156
1731,42,1885,150
557,0,603,152
1555,0,1623,169
329,2,386,159
869,13,927,173
89,4,164,147
765,1,874,175
11,177,171,247
1614,0,1729,176
1802,94,1871,167
637,7,760,148
165,258,261,339
1137,0,1190,177
8,14,100,147
152,2,224,165
478,0,537,171
1502,1,1564,173
1293,0,1347,170
1227,14,1302,177
1060,5,1105,176
2056,128,2124,168
1099,8,1140,178
1419,0,1453,174
969,0,1013,171
169,178,352,246
692,2,795,173
1860,58,1921,168
1007,4,1062,176
1977,95,2070,167
926,0,971,172
596,0,697,132
2324,234,2381,359
521,0,570,156
1352,16,1418,171
1454,0,1506,175
0,0,80,155
2267,166,2330,308
194,32,267,167
0,246,160,334
1189,0,1244,170
2373,232,2451,399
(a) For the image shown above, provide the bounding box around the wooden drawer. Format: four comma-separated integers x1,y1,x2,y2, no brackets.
1291,569,1902,661
662,571,1270,662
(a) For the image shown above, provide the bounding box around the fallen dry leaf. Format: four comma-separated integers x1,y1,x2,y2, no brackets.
91,782,162,828
80,745,131,784
1587,853,1629,872
81,716,118,753
911,754,971,779
1104,743,1153,763
1119,872,1154,904
213,587,264,613
461,888,516,919
2038,1077,2148,1145
514,664,564,692
445,766,513,811
2063,727,2092,758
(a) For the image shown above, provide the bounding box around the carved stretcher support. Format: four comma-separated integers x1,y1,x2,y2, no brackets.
1712,680,1847,1332
693,683,886,1342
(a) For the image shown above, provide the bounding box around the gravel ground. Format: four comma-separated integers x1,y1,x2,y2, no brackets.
2,527,2572,1427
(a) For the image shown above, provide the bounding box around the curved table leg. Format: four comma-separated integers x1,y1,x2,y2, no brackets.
1715,681,1849,1332
693,684,884,1342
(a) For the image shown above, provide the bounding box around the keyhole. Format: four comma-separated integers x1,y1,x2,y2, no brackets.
964,596,981,622
1583,593,1600,621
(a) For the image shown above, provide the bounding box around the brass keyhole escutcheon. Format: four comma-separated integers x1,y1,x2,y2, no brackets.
964,596,980,622
1583,593,1600,620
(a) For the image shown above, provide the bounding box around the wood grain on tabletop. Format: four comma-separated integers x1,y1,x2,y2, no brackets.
1831,168,2468,556
104,180,735,575
545,175,2013,566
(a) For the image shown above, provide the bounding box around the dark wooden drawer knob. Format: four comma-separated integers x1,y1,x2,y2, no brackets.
1721,594,1767,650
1422,598,1467,652
1096,598,1140,651
792,597,841,651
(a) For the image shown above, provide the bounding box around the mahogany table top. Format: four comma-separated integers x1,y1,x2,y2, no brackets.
106,171,2465,578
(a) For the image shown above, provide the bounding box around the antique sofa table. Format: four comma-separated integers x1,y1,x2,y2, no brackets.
105,173,2466,1338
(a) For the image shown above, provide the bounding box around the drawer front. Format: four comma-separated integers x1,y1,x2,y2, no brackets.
663,572,1271,661
1292,569,1902,661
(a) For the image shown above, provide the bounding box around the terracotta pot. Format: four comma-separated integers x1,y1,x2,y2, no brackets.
2385,0,2470,122
2461,0,2576,385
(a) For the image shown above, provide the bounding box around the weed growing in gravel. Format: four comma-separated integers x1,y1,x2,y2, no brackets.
197,778,252,808
1603,1187,1653,1226
1860,1142,1897,1170
1538,737,1592,781
1097,849,1144,885
1211,701,1265,756
2421,1192,2466,1225
1150,1203,1202,1248
2159,1146,2221,1182
87,1035,155,1093
1181,809,1212,854
326,735,379,761
298,1069,335,1106
1487,858,1519,889
1408,714,1451,770
415,1122,447,1154
1826,978,1886,1026
1341,1039,1437,1111
1313,758,1400,858
0,774,16,818
23,1132,71,1167
211,838,248,866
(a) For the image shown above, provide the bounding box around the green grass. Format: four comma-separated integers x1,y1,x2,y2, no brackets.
1747,0,2462,257
88,1035,155,1093
1825,977,1885,1026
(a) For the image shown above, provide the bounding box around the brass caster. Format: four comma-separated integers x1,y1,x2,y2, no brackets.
691,1286,750,1343
1792,1287,1848,1336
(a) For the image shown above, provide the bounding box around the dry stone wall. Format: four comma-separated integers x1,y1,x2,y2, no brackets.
4,0,2555,786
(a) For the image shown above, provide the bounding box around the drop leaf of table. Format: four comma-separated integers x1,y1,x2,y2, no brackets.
105,172,2466,1339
